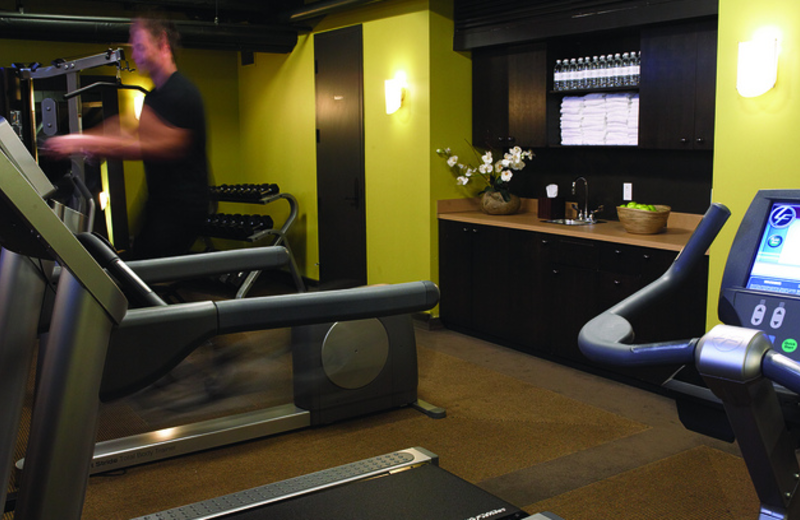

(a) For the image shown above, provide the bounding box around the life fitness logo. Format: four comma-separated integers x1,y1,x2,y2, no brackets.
770,205,797,229
465,508,508,520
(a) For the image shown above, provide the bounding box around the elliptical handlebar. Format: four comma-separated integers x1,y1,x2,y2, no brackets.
578,202,731,367
763,349,800,396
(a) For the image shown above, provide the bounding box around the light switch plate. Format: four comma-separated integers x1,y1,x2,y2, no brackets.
623,183,633,201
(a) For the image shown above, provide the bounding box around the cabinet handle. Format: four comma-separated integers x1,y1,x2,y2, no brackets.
614,249,621,255
696,137,705,145
679,138,689,145
643,254,650,260
614,280,621,286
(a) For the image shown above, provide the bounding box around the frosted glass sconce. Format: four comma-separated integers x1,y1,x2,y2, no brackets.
133,93,145,120
385,72,407,114
737,37,779,97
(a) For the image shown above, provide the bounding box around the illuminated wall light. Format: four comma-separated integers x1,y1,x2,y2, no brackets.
385,71,408,115
98,190,109,211
133,93,145,120
737,34,780,97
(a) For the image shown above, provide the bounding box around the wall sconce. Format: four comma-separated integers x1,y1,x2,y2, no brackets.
385,71,407,115
133,93,145,120
737,37,779,97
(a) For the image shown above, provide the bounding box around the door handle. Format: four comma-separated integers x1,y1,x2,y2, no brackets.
344,178,360,208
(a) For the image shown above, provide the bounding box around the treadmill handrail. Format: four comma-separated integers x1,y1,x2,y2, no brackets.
578,202,731,366
125,246,293,284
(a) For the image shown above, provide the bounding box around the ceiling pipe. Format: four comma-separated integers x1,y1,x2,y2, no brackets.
282,0,387,23
0,12,298,53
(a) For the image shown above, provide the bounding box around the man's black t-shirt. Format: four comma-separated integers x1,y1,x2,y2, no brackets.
131,71,209,259
143,71,209,211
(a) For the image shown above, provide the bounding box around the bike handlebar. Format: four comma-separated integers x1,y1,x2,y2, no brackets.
578,202,731,367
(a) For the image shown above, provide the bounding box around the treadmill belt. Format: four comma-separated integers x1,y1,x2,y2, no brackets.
228,463,527,520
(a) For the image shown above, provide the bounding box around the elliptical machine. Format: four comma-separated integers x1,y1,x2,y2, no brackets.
580,191,800,520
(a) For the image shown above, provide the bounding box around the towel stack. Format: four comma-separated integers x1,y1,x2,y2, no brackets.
560,96,583,146
560,93,639,146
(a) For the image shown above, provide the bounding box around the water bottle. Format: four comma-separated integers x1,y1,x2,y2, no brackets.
554,59,564,91
621,52,631,86
589,56,599,89
613,53,623,87
596,56,608,88
631,51,641,86
567,58,578,90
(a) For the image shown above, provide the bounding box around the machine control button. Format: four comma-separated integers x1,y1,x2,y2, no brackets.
782,338,798,354
770,304,786,329
751,300,767,326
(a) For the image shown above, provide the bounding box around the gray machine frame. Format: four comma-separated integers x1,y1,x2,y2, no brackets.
0,117,444,520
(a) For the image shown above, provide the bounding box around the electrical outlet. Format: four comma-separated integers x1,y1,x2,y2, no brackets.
623,183,633,201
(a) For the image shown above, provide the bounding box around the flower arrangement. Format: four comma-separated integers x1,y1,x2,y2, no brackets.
436,144,534,202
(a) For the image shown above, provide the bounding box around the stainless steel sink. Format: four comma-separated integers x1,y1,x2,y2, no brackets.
544,219,605,226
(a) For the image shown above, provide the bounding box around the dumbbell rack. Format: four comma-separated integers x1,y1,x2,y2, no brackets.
206,185,303,297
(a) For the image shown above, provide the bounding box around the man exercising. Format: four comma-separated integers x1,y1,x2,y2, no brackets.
47,16,210,259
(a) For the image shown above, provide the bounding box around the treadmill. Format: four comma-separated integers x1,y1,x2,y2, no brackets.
0,117,563,520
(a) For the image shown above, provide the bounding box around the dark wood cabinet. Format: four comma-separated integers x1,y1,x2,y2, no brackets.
638,19,717,150
472,43,547,150
472,18,717,152
439,220,709,388
438,220,552,354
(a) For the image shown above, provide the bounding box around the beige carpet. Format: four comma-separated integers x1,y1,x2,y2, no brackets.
77,346,647,519
526,445,760,520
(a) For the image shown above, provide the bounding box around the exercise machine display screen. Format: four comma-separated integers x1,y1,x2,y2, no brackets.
747,202,800,294
719,191,800,361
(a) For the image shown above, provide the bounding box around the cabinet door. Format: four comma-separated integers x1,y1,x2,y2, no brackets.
550,264,599,363
506,231,553,353
472,43,547,149
639,20,717,150
471,225,514,339
693,20,717,148
438,220,475,330
548,237,600,363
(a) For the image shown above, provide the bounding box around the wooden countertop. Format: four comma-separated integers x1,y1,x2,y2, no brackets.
438,198,703,252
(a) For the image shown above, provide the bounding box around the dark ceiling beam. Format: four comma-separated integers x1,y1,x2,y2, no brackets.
281,0,385,22
0,12,298,53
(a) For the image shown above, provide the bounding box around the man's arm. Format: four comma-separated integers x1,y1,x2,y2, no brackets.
44,105,191,161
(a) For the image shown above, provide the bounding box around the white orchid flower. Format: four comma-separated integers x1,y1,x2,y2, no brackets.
447,155,459,167
465,168,476,177
481,152,493,164
456,176,469,185
501,170,513,182
479,163,493,174
511,146,522,155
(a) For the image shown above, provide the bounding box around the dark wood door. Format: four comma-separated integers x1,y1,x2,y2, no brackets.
315,26,366,287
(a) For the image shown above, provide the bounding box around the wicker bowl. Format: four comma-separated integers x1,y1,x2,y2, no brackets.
616,205,671,234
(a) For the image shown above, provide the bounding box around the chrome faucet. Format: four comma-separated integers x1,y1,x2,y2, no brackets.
572,176,589,221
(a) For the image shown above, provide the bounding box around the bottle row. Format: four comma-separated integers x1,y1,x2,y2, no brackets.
210,183,280,202
553,52,641,92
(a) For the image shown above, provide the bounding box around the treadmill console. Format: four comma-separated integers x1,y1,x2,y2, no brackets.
720,190,800,360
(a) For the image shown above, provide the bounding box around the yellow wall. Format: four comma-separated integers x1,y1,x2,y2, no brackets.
710,1,800,325
237,0,471,287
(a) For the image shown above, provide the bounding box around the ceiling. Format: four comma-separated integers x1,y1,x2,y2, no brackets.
0,0,385,53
